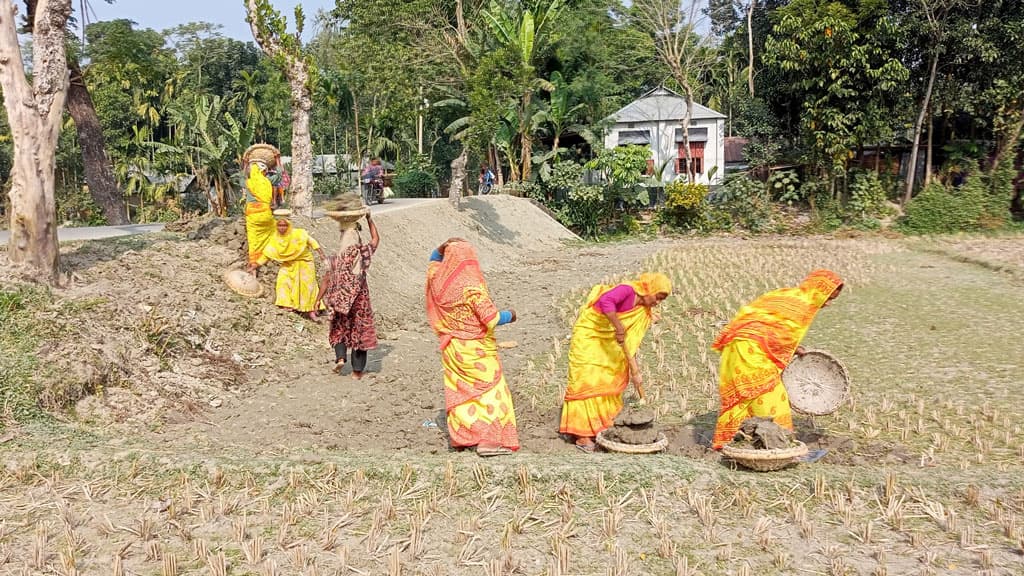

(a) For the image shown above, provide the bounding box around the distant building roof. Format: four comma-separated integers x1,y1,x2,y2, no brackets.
607,86,726,124
725,137,749,163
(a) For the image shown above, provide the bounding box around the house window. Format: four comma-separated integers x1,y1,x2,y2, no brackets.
676,142,706,176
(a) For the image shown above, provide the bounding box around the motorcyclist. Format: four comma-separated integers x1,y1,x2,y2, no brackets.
361,158,384,202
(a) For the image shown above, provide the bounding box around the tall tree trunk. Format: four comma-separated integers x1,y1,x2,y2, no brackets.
449,148,467,206
990,110,1024,174
681,84,695,181
1,0,72,285
520,91,533,181
924,107,934,187
903,50,939,204
493,145,504,186
66,60,127,224
286,67,314,216
353,98,362,172
746,0,755,98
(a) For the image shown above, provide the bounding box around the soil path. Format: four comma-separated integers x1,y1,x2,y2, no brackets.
154,239,671,456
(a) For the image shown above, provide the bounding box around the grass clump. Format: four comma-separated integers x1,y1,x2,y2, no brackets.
0,286,50,428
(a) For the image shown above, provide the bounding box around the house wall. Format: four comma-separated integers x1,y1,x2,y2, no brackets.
604,118,726,185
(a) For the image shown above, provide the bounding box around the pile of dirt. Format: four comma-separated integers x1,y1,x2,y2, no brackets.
730,417,795,450
323,193,365,212
603,407,660,444
16,195,577,430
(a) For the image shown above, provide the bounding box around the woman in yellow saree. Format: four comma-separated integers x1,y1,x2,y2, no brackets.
426,239,520,457
711,269,844,450
560,273,672,453
247,215,326,319
244,161,277,266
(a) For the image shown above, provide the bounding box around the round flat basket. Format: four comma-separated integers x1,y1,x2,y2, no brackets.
596,430,669,454
721,441,808,472
244,143,280,168
783,349,850,416
223,269,264,298
324,208,370,226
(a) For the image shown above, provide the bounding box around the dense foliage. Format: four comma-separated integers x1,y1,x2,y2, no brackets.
0,0,1020,235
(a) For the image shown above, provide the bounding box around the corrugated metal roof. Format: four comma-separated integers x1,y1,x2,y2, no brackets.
608,86,726,123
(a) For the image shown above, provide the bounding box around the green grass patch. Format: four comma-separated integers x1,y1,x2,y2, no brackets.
0,285,51,428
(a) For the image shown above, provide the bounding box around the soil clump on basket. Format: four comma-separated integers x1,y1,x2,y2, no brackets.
603,407,660,445
731,417,795,450
323,193,366,212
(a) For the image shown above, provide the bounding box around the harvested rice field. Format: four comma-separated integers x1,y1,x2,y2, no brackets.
2,199,1023,575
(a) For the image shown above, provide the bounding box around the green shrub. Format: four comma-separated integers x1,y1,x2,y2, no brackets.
713,176,773,232
769,170,801,204
848,170,887,221
392,169,437,198
543,161,583,200
660,180,709,229
314,175,349,198
556,184,611,238
900,183,985,234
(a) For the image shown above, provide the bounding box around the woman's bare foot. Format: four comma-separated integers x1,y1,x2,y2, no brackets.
352,371,364,380
332,360,345,374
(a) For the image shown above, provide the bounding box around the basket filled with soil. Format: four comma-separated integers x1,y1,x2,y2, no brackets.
720,417,808,472
782,349,850,416
323,193,370,226
244,143,280,169
596,407,668,454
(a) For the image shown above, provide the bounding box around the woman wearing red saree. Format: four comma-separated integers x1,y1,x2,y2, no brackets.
426,239,520,456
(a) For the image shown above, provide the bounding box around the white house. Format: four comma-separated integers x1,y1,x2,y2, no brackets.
604,86,726,185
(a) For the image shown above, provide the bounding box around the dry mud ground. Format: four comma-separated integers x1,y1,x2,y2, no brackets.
2,199,1024,575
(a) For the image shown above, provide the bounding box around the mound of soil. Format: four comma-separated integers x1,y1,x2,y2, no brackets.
731,417,794,450
323,193,365,212
604,407,660,445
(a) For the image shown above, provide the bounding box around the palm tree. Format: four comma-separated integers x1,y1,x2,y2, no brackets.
535,71,585,161
232,70,266,140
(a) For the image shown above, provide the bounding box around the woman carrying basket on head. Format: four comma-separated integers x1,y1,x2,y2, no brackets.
710,269,843,450
315,212,380,380
242,146,280,267
560,273,672,453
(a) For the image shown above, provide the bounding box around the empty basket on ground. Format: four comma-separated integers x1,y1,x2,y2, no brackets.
223,269,264,298
721,441,809,472
782,349,850,416
595,430,669,454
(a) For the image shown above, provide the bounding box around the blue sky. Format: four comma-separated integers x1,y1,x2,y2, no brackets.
84,0,336,41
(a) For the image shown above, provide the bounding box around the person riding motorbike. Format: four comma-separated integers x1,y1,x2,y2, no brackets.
361,158,384,204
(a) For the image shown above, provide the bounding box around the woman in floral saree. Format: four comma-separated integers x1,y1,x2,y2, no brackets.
316,214,380,380
711,269,844,449
247,214,326,318
426,239,519,456
560,273,672,453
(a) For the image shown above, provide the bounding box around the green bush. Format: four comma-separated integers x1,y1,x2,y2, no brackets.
543,161,583,200
900,183,985,234
659,180,709,229
556,184,611,238
769,170,801,204
500,181,543,200
392,169,437,198
314,175,350,198
848,170,887,222
713,176,773,232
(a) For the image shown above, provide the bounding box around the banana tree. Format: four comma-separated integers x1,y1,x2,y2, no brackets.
482,0,565,181
534,71,584,162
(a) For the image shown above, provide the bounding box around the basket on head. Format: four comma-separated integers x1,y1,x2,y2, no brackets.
782,349,850,416
272,208,292,218
325,207,370,228
595,430,669,454
720,441,809,472
223,269,264,298
244,143,281,169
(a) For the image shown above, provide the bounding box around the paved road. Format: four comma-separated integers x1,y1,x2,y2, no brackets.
0,197,439,243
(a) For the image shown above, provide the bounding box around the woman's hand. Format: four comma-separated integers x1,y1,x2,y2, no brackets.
246,263,259,274
795,346,808,357
614,326,626,344
509,310,517,323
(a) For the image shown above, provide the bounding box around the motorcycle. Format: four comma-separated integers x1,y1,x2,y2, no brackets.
361,177,385,205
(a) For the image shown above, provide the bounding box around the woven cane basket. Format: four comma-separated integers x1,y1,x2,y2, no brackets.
324,207,370,227
782,349,850,416
244,143,280,168
721,441,809,472
595,430,669,454
223,269,264,298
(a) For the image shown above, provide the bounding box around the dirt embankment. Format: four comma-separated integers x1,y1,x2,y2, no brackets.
5,196,577,430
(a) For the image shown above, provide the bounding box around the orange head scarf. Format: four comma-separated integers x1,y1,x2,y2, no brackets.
426,241,500,349
712,269,843,368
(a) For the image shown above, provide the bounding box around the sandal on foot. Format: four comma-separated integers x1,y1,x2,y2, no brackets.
477,446,513,457
575,443,596,454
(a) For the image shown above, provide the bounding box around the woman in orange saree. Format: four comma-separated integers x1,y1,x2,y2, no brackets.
560,273,672,453
711,269,844,450
426,239,520,456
